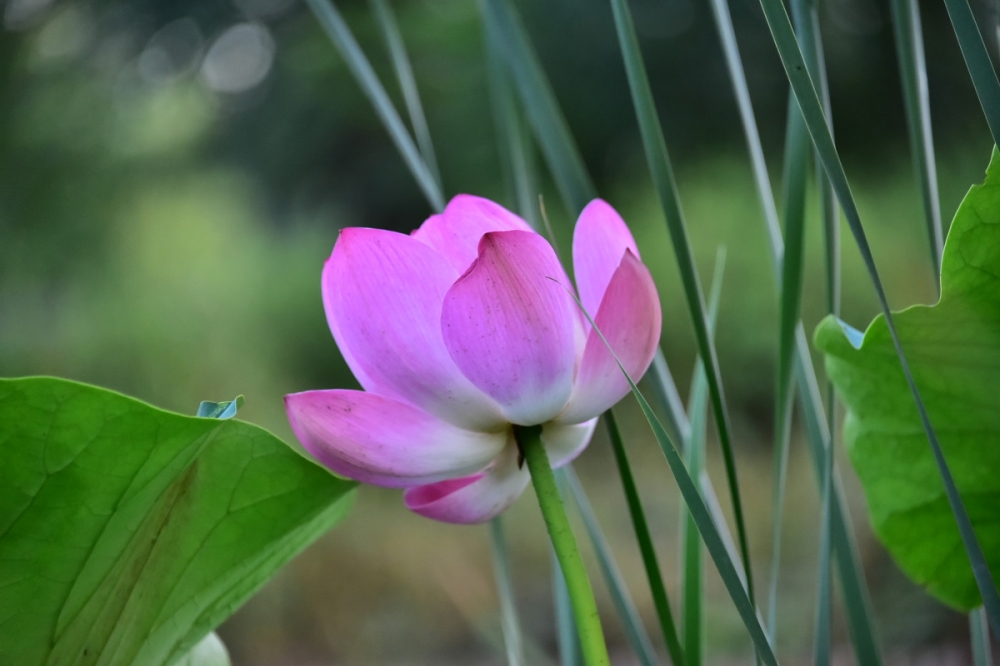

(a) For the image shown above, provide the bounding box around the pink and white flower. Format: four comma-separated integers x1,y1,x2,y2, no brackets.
285,195,661,524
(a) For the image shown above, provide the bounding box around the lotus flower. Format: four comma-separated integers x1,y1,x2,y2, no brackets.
285,195,661,524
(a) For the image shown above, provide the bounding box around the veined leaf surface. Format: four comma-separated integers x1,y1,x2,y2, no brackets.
0,377,356,666
815,149,1000,611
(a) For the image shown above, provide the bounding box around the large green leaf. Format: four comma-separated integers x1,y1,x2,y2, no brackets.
815,150,1000,611
0,377,356,666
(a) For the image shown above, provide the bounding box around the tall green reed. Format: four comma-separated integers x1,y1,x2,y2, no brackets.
307,0,1000,660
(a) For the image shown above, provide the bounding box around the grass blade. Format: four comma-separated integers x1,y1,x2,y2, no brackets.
644,351,691,448
325,0,880,652
608,0,756,608
554,274,774,661
484,13,539,229
766,92,810,639
704,0,881,656
757,0,1000,634
681,401,708,666
972,607,995,666
482,5,770,645
697,473,748,592
942,0,1000,148
559,468,660,666
813,464,834,666
571,304,778,665
889,0,943,282
705,0,781,258
489,517,526,666
553,551,584,666
605,410,687,666
479,0,877,650
478,0,595,213
368,0,442,191
787,0,839,320
479,0,698,495
483,0,882,654
795,325,883,663
680,248,726,666
486,12,619,662
304,0,445,212
783,2,841,661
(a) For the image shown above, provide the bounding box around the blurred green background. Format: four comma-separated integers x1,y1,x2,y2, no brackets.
2,0,997,662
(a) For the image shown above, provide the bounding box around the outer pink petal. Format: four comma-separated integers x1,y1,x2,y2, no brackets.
543,418,598,468
441,230,577,425
324,227,503,430
412,194,533,273
572,199,641,320
403,440,529,524
285,389,506,488
557,251,661,424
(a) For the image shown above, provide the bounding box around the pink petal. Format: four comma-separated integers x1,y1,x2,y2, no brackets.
324,228,503,430
572,199,641,320
412,194,533,273
544,418,599,468
285,390,506,488
404,440,529,524
441,230,578,425
558,251,661,424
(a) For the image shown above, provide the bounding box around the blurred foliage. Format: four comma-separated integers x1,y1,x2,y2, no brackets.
0,0,996,662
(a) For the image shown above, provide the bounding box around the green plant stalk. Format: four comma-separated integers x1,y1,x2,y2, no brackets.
797,325,883,660
972,606,994,666
553,551,584,666
479,0,595,213
312,0,871,652
788,0,839,321
559,469,659,666
681,379,707,666
680,247,724,666
702,0,880,655
767,92,810,639
305,0,444,212
889,0,943,281
609,370,778,665
787,2,840,661
488,518,526,666
705,0,780,253
757,0,1000,635
483,0,880,652
368,0,442,191
688,9,879,649
484,11,539,229
941,0,1000,149
813,451,834,666
645,351,691,445
517,426,609,666
567,293,777,664
711,2,878,658
479,0,874,651
604,411,686,666
607,0,755,608
880,4,957,637
486,16,653,657
781,6,840,657
486,11,657,659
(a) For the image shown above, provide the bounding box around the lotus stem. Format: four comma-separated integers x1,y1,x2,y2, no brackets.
516,424,610,666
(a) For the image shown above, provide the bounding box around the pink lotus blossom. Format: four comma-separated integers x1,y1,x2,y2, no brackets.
285,195,661,524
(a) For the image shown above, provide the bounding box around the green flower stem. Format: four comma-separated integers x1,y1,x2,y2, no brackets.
515,425,610,666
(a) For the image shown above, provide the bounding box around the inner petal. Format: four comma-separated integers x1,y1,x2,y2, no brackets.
441,230,578,426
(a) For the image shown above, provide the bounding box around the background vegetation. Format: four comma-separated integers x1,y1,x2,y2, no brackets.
1,0,996,662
